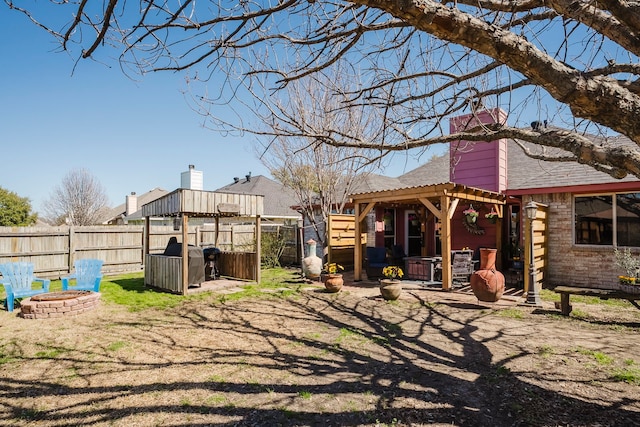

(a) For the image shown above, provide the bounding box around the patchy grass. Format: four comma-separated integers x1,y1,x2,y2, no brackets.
497,308,525,319
537,344,555,358
106,341,129,352
611,360,640,384
102,272,205,311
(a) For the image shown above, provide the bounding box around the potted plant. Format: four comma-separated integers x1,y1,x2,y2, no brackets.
323,262,344,293
614,248,640,293
485,209,499,224
463,206,479,223
380,265,403,300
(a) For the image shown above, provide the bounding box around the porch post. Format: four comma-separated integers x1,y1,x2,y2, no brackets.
181,214,189,295
354,202,362,281
495,204,503,270
440,195,452,290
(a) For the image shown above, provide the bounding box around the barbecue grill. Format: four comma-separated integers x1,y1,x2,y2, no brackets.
203,247,221,280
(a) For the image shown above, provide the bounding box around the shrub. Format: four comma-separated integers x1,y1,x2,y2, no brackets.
261,230,287,268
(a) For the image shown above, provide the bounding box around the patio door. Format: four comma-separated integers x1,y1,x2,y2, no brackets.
406,211,422,256
383,208,395,250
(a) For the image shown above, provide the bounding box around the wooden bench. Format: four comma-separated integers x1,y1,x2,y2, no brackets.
553,285,640,316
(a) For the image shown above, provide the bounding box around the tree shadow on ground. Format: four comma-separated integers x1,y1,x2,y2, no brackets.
1,288,639,426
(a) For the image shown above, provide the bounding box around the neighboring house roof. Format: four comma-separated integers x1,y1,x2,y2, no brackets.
349,173,405,194
215,175,301,219
397,152,451,187
104,188,170,223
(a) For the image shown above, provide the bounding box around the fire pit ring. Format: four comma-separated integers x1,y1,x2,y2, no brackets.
20,291,101,319
31,290,92,301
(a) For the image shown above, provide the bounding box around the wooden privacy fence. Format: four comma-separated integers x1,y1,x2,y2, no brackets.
0,224,265,279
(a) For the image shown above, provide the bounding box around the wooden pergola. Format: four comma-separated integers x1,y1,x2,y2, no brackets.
141,189,264,294
351,182,507,290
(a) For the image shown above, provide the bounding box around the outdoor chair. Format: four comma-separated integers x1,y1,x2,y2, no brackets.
365,247,389,279
62,259,104,292
0,262,50,312
451,250,475,285
389,245,407,266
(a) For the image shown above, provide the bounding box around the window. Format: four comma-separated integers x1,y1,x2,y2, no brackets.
575,193,640,246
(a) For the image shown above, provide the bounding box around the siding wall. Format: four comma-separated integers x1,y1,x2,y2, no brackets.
449,108,508,193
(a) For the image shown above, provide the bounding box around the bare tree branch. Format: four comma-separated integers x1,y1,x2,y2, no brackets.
6,0,640,179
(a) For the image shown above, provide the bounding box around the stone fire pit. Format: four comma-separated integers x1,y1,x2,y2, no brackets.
20,291,101,319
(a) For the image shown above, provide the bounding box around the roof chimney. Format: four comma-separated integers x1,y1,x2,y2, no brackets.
181,165,203,190
125,192,138,216
449,108,508,193
245,172,252,182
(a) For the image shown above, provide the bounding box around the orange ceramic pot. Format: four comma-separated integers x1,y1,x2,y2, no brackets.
470,248,505,302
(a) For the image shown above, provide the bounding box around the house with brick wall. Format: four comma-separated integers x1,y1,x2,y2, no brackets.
356,108,640,289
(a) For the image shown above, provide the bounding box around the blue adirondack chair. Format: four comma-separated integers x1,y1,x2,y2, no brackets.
62,259,104,292
0,262,51,312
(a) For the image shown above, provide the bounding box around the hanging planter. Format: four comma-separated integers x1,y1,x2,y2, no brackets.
485,209,499,224
462,205,485,235
463,205,479,223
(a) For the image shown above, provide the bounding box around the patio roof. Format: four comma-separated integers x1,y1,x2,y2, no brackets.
350,182,506,205
140,188,264,218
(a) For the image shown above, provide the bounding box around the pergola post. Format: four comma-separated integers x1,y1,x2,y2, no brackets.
354,202,362,281
181,214,189,295
440,195,452,290
495,204,503,270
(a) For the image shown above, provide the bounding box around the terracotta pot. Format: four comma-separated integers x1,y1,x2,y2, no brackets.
324,274,344,293
470,248,505,302
380,279,402,300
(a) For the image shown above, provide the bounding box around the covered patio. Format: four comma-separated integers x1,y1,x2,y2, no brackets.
141,189,264,295
351,182,507,290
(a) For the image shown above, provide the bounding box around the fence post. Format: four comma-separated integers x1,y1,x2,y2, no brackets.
68,226,75,273
255,215,261,284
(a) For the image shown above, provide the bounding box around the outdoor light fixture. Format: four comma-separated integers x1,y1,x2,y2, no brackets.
173,216,181,231
524,200,538,221
524,201,542,307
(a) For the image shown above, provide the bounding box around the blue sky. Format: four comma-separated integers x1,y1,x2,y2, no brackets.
0,7,434,215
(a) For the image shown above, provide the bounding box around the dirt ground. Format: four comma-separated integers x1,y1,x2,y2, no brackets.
1,278,640,427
